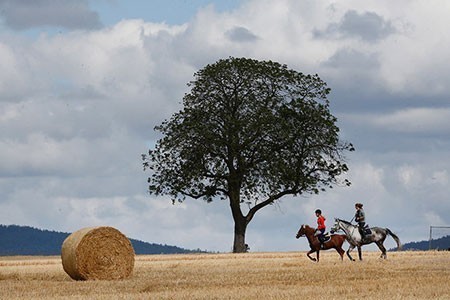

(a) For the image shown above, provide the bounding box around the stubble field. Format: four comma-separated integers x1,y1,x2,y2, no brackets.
0,251,449,299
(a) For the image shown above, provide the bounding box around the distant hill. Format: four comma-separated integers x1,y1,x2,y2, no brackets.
0,224,204,256
392,235,450,251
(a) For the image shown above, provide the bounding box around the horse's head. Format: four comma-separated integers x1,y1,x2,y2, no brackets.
330,218,352,233
296,224,306,239
330,218,341,234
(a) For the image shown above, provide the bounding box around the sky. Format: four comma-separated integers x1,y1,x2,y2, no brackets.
0,0,449,253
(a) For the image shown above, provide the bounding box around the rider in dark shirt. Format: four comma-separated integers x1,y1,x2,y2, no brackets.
354,203,366,239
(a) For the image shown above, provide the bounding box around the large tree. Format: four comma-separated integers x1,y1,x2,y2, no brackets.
143,57,354,253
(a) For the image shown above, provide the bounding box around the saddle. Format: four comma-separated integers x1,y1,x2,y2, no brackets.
363,225,372,235
359,225,372,242
318,232,331,243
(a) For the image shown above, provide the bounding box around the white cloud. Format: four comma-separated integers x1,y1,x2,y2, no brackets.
397,165,421,188
377,2,450,95
345,107,450,135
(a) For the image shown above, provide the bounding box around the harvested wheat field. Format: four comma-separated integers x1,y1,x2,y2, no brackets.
0,251,449,299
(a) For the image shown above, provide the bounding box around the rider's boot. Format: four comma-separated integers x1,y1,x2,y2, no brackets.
359,227,365,242
319,237,325,249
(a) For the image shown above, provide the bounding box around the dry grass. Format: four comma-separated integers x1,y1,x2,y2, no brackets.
0,251,449,299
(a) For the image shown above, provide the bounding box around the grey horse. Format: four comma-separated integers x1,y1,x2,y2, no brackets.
330,218,402,261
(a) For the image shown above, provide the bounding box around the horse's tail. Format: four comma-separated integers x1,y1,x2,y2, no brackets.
386,228,402,250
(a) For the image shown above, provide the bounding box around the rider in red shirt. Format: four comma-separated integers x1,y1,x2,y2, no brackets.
314,209,326,248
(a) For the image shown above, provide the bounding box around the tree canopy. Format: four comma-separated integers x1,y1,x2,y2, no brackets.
143,57,354,252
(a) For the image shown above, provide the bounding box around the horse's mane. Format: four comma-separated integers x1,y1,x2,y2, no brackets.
336,218,353,225
301,224,316,231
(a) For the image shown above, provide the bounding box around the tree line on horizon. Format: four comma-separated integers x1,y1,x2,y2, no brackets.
0,224,203,256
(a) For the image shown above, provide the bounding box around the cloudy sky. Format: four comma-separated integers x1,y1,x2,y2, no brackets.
1,0,449,252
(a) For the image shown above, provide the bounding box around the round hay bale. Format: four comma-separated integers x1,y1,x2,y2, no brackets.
61,226,135,280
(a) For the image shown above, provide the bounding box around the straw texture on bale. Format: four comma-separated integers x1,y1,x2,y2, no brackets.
61,226,135,280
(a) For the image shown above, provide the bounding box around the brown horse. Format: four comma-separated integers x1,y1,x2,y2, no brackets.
296,224,347,262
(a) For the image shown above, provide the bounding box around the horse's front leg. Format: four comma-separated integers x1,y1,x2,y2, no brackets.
357,246,362,261
346,244,356,261
306,250,317,262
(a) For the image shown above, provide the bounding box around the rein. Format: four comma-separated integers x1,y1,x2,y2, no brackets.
336,219,359,244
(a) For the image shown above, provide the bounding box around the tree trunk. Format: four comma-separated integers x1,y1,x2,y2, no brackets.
232,215,248,253
229,181,248,253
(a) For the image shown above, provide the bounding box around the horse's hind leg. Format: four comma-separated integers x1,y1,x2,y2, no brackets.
376,242,387,259
336,247,345,260
357,246,362,261
347,245,356,261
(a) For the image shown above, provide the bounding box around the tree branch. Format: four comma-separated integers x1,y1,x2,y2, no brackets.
245,188,300,224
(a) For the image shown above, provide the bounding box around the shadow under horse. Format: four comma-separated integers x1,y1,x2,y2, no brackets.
331,218,402,261
296,224,348,262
